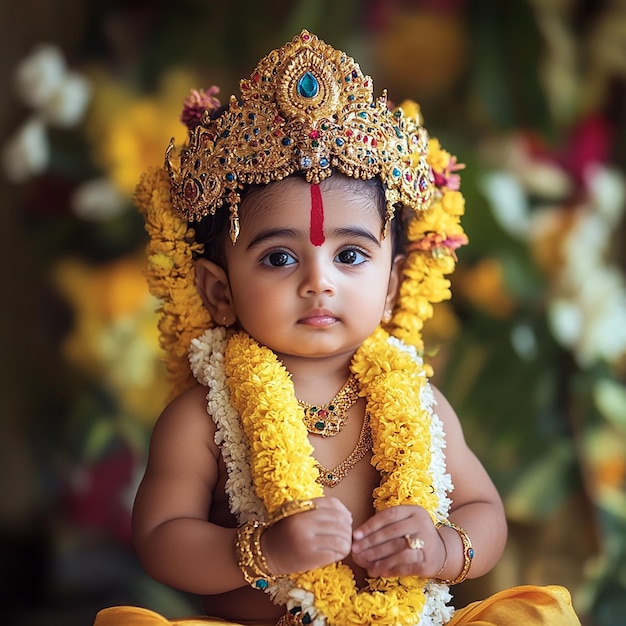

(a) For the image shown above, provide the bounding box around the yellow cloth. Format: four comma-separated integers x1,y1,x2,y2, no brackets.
448,585,580,625
93,607,271,626
93,584,580,625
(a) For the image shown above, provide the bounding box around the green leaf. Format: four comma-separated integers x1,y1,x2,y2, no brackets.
505,440,577,521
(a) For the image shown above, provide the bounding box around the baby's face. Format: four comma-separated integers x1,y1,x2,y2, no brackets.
222,174,402,365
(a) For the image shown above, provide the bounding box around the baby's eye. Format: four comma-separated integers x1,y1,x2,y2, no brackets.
335,248,366,265
262,251,297,267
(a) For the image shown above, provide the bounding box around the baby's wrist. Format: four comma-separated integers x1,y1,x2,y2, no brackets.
235,499,318,589
433,520,474,585
234,519,278,591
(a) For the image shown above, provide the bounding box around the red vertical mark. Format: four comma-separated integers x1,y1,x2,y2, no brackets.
310,184,325,246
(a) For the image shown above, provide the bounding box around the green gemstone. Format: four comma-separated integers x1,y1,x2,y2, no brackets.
315,421,325,430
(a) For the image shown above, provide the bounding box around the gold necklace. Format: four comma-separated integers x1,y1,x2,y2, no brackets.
298,375,360,437
315,413,372,488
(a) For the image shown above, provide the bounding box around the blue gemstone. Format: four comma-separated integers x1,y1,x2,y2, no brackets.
335,138,345,146
281,137,291,146
300,156,312,168
319,157,329,168
468,548,475,559
254,578,269,590
297,72,319,98
225,173,235,182
392,167,401,178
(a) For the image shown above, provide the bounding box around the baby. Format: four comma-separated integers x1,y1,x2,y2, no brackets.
94,30,580,626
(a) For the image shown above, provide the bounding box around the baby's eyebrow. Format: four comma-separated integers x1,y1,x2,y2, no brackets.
246,228,302,249
246,225,381,250
333,226,381,247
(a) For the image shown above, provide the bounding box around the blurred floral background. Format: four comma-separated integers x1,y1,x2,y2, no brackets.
1,0,625,624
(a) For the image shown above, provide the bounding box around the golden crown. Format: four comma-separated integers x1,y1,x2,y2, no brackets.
166,30,435,242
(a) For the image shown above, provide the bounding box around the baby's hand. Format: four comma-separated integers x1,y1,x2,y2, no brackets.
351,505,445,578
262,497,352,575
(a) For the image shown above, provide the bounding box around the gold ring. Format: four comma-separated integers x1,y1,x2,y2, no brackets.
404,534,425,550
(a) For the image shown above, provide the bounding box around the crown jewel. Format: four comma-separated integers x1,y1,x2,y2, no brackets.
166,30,435,241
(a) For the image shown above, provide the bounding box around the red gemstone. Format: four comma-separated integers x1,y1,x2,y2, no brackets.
183,179,200,200
309,130,320,139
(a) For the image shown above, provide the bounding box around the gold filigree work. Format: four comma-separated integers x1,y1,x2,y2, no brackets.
166,30,435,242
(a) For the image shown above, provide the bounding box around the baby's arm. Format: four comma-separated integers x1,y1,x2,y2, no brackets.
428,386,507,580
132,385,245,594
351,386,507,581
132,385,353,595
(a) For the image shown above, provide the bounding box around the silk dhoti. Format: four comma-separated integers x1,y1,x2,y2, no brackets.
93,584,580,626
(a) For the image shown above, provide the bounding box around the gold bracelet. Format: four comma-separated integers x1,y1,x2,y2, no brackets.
434,521,474,585
268,499,317,525
234,519,277,590
434,527,448,578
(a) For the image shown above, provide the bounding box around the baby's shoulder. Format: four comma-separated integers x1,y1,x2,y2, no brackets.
150,384,218,455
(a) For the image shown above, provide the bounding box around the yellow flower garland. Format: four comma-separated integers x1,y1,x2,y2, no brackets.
134,166,211,398
225,327,443,626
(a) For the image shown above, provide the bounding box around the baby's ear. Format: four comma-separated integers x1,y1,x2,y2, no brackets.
195,259,236,326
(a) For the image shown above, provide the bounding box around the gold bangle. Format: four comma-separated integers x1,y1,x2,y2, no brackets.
434,527,448,578
434,521,474,585
268,499,317,525
234,519,277,590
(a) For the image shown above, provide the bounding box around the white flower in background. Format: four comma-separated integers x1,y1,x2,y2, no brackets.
42,71,92,128
482,135,626,367
72,178,127,221
1,117,49,183
3,43,93,183
548,167,626,366
560,212,612,290
548,268,626,366
14,44,66,109
585,163,626,227
480,171,530,239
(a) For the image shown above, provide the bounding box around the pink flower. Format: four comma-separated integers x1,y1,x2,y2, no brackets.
180,86,221,130
433,155,464,190
408,231,468,260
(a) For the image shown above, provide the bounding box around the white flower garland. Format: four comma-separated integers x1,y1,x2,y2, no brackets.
190,328,455,624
